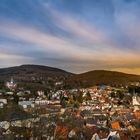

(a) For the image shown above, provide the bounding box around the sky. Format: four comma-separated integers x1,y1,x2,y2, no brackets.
0,0,140,74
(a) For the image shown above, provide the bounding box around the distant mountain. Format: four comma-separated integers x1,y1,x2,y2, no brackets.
0,65,140,88
70,70,140,86
0,65,73,82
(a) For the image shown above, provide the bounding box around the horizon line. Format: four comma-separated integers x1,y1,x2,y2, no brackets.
0,64,140,76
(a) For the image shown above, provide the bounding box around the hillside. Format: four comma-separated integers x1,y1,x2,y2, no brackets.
0,65,140,89
69,70,140,86
0,65,73,82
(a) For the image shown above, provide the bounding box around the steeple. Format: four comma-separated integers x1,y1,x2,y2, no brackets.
11,77,14,84
6,77,17,90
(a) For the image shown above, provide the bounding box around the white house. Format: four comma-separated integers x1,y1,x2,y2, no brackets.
0,103,4,108
133,96,140,106
0,121,10,130
18,101,35,109
37,90,44,96
35,99,50,105
17,91,25,96
6,92,14,95
0,99,7,104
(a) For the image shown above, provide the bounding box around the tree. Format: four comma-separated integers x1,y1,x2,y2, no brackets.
117,91,124,100
77,92,83,104
13,94,19,104
85,92,92,101
60,97,67,108
110,92,116,98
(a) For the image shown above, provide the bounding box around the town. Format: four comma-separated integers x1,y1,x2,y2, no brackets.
1,0,140,139
0,77,139,140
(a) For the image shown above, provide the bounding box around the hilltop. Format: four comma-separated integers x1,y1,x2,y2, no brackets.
0,65,140,89
0,64,73,82
69,70,140,86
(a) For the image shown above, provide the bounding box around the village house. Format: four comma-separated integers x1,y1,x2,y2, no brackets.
35,99,50,105
6,92,14,95
0,99,7,108
0,99,7,105
37,90,44,96
18,101,35,109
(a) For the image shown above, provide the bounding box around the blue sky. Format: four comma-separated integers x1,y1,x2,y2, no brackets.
0,0,140,74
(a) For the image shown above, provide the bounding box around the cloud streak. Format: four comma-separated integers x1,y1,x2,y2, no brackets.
0,0,140,74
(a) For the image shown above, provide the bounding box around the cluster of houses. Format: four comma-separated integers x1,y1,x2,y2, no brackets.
0,78,139,139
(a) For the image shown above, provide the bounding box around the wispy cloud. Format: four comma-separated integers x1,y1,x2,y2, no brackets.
0,51,34,68
0,0,140,74
0,16,140,73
